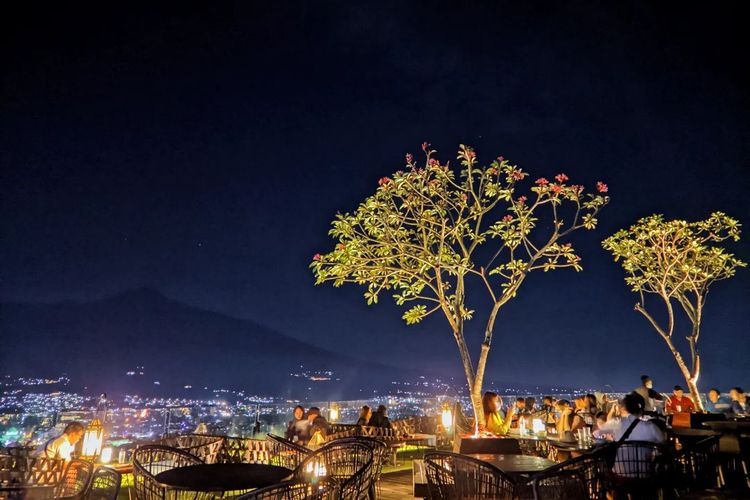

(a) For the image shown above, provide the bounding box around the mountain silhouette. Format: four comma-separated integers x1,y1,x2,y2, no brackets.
0,288,414,399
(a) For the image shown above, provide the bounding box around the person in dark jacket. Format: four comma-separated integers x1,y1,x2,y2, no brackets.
356,405,372,426
285,405,308,442
307,407,330,436
368,405,392,429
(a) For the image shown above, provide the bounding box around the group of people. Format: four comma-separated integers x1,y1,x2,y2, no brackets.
285,403,393,447
284,405,330,446
635,375,748,417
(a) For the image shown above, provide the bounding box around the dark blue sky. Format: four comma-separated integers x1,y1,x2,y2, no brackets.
2,1,748,390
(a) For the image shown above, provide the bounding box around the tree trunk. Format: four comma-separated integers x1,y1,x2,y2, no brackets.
664,336,704,412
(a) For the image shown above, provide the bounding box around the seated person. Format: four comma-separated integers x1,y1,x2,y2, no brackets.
40,422,84,461
594,393,665,443
302,407,329,447
356,405,372,426
705,388,732,414
510,397,530,428
482,392,515,435
665,385,696,414
368,405,392,429
286,405,308,441
572,395,595,429
555,400,573,436
729,387,749,415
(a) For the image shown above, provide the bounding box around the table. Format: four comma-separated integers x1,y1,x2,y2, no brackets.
466,454,556,476
155,463,291,492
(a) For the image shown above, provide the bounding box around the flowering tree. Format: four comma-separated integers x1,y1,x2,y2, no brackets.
602,213,746,410
310,144,609,424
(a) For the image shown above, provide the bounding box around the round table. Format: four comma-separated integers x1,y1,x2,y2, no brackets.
155,463,291,492
466,454,556,476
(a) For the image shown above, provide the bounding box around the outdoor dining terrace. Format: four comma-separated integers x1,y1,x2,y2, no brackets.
2,410,750,499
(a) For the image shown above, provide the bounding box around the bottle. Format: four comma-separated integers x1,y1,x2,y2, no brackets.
519,416,526,435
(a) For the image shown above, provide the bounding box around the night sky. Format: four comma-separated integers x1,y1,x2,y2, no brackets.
2,2,748,391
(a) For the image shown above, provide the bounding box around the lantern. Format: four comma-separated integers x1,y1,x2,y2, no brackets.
329,403,339,423
441,403,453,432
81,419,104,458
532,418,545,435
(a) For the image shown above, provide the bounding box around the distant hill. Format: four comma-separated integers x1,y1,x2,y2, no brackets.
0,288,418,399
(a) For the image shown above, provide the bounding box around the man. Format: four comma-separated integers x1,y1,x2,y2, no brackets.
511,397,530,428
633,375,664,414
705,388,732,414
665,385,696,414
729,387,748,415
594,392,665,443
42,422,84,460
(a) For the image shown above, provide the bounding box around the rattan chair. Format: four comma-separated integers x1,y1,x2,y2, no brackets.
85,466,121,500
326,437,386,499
55,459,94,500
294,440,374,500
603,440,671,498
424,451,516,500
529,468,588,500
266,435,312,470
672,435,721,494
158,435,224,464
132,444,204,500
236,480,333,499
536,446,610,500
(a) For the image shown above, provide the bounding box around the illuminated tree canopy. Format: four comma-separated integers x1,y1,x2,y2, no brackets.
311,144,609,423
603,212,746,410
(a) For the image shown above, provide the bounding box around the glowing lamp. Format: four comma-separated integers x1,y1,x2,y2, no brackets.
81,419,104,458
99,447,113,463
532,418,545,435
441,403,453,431
329,404,339,423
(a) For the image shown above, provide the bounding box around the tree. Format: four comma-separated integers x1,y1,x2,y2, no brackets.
310,144,609,425
602,213,746,410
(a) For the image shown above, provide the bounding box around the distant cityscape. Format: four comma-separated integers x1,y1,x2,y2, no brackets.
0,371,590,454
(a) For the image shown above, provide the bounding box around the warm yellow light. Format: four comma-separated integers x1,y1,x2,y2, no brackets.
329,404,339,423
441,403,453,431
100,447,113,463
532,418,545,435
82,419,104,458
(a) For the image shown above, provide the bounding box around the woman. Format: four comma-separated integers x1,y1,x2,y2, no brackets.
286,405,307,442
356,405,372,426
483,392,515,436
555,400,573,436
571,396,593,432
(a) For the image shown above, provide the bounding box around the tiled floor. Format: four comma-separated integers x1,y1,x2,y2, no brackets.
378,469,416,499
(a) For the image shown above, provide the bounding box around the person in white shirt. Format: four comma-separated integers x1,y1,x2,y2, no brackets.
42,422,84,460
595,393,666,478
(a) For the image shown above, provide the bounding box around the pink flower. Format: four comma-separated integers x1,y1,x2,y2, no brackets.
517,196,527,205
571,184,584,194
467,150,476,159
336,243,345,251
551,184,563,194
428,158,439,166
497,156,505,162
421,142,431,152
312,254,322,261
502,215,514,223
460,193,468,202
405,153,413,164
378,177,391,187
555,173,569,183
535,177,549,186
596,181,608,193
511,170,524,181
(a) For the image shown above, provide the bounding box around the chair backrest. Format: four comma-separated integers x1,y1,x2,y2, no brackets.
158,434,224,464
266,434,312,470
132,445,203,500
55,459,95,499
424,451,516,500
606,440,669,480
674,435,720,491
294,441,374,499
530,468,588,500
0,455,66,488
540,447,610,500
237,480,332,500
86,466,122,500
